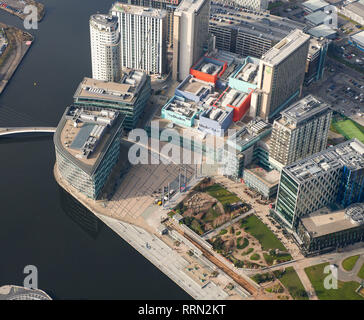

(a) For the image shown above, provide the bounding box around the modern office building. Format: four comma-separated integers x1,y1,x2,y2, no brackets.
297,204,364,255
242,165,280,199
223,119,272,179
90,14,121,82
73,70,151,131
209,5,305,58
172,0,210,81
111,3,167,75
250,29,310,121
269,95,332,170
275,139,364,229
231,0,268,11
304,37,329,86
54,106,126,200
114,0,182,47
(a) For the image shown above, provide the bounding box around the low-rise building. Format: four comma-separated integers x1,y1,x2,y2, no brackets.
340,0,364,26
54,106,126,200
243,165,280,199
349,30,364,53
161,96,203,128
302,0,330,13
297,204,364,255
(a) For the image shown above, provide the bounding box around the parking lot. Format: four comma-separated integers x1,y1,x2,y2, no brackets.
305,62,364,126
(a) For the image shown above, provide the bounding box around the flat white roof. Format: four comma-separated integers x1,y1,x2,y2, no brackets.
308,24,336,38
352,30,364,47
302,0,329,12
306,10,330,26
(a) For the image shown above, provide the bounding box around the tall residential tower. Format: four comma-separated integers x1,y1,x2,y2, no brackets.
90,14,121,82
111,3,167,75
269,95,332,170
172,0,210,81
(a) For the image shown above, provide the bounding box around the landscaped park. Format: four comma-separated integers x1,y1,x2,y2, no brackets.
175,178,251,236
209,213,292,269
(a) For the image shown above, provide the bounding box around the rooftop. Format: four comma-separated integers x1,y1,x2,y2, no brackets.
227,119,272,151
261,29,310,66
351,30,364,47
111,3,167,19
308,37,328,57
90,14,118,28
210,5,305,43
302,0,330,12
344,1,364,18
284,139,364,183
301,203,364,238
163,96,201,120
175,0,208,14
307,24,336,38
74,71,147,103
232,59,260,85
178,76,214,97
278,94,331,127
54,106,125,175
305,10,330,26
244,165,280,187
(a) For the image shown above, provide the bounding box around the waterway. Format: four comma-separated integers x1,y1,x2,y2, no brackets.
0,0,191,299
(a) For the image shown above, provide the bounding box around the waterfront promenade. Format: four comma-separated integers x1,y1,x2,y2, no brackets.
54,161,253,300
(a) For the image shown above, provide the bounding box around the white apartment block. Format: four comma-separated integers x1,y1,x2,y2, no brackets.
90,14,121,82
269,95,332,170
172,0,210,81
111,3,167,75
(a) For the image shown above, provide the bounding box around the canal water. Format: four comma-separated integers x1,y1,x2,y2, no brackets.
0,0,191,299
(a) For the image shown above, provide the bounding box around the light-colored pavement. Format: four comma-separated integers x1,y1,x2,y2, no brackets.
96,214,237,300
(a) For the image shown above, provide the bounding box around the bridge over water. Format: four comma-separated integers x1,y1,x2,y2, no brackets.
0,127,56,137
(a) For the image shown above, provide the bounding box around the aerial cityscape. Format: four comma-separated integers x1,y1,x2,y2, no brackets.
0,0,364,306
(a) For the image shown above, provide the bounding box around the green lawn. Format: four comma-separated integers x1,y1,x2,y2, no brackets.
275,267,309,300
342,255,360,271
331,118,364,144
358,263,364,280
205,184,241,205
240,215,287,252
305,263,364,300
250,253,260,261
